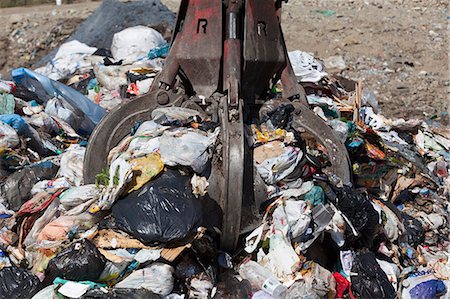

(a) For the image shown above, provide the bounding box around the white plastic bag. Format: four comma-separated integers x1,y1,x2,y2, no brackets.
260,235,300,279
31,285,56,299
24,198,60,247
288,51,327,82
35,40,97,81
0,122,19,148
134,249,161,264
31,178,71,195
111,26,165,62
159,127,219,173
151,106,200,123
272,200,311,238
45,97,80,130
256,147,303,185
59,185,100,211
25,112,59,134
93,65,128,91
115,263,174,296
57,144,86,186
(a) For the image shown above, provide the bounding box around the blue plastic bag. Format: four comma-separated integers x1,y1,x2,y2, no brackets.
409,279,446,299
148,43,170,60
0,114,29,137
12,68,106,135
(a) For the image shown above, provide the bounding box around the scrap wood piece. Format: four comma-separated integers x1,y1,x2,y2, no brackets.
333,95,353,108
161,227,206,262
353,80,363,126
93,229,152,249
93,228,206,262
161,245,192,262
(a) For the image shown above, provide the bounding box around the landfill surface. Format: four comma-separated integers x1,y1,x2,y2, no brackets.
0,0,449,299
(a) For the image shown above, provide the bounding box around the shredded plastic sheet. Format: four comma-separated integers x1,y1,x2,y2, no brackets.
35,40,98,81
288,50,328,82
115,263,174,296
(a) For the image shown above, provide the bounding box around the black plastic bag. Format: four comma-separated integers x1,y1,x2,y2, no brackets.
399,212,425,248
0,266,41,299
333,187,379,248
112,169,203,245
83,288,160,299
263,104,295,129
0,160,58,211
213,270,252,299
45,238,106,284
350,251,396,299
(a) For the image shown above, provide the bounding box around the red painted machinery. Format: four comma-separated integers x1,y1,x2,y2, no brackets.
83,0,351,251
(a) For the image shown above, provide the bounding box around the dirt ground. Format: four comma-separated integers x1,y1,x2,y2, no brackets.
0,0,448,123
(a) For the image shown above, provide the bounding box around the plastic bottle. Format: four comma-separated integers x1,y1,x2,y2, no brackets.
238,260,286,298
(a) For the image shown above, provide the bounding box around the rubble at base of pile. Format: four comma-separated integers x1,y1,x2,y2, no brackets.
0,10,448,299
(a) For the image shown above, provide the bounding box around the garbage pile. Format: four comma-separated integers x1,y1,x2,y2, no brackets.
0,23,449,299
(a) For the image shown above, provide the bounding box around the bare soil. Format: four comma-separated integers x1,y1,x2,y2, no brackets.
0,0,448,123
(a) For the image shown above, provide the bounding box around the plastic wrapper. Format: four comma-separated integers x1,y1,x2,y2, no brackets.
151,106,200,125
272,200,311,239
44,238,106,284
328,119,349,144
126,153,164,193
0,114,29,136
148,43,170,60
376,259,400,291
401,269,447,299
98,261,129,282
333,187,379,248
112,169,203,245
0,266,41,299
31,178,71,195
188,274,214,298
115,263,174,296
304,185,325,206
262,104,295,129
0,80,15,94
259,236,301,279
399,213,425,248
93,156,132,211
